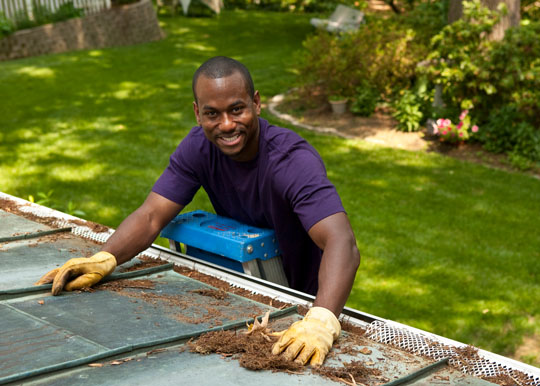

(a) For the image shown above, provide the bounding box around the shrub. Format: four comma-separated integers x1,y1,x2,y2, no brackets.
12,9,36,29
420,0,540,162
224,0,338,12
0,11,14,37
296,30,356,98
51,2,84,21
487,20,540,128
7,1,85,32
296,15,430,101
32,1,55,25
419,0,499,112
434,109,479,144
521,0,540,21
350,84,379,117
391,89,423,132
479,106,540,164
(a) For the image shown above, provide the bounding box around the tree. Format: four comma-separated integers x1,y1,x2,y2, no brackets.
448,0,520,40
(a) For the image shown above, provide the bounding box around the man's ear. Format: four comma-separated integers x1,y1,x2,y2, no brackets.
193,101,201,125
253,90,261,115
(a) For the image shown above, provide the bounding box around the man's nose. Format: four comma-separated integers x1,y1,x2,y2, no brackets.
219,114,236,132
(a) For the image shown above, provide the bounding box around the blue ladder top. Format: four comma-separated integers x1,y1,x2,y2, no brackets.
161,210,281,263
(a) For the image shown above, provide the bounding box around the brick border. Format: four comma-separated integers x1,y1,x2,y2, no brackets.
0,0,165,61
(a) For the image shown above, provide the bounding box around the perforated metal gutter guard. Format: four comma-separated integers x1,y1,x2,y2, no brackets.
1,191,539,386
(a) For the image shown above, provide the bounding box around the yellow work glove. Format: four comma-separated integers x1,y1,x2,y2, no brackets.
271,306,341,366
35,251,117,295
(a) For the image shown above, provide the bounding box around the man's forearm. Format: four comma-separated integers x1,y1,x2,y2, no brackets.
101,209,164,265
100,193,183,265
313,235,360,316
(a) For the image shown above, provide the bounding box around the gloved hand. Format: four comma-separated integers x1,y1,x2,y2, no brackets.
271,306,341,366
35,251,117,295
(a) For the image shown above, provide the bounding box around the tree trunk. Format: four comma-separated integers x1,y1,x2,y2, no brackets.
448,0,463,23
482,0,521,41
384,0,402,14
447,0,520,41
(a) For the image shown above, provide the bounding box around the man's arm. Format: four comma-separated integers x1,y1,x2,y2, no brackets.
102,192,184,265
271,211,359,365
309,211,361,316
35,192,183,294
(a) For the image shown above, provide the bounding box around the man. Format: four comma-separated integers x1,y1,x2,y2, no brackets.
36,56,360,366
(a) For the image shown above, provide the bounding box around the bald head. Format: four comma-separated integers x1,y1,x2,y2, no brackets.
192,56,255,102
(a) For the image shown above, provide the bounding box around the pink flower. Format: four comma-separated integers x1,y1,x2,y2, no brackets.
459,110,469,120
459,132,464,137
456,121,463,129
433,126,439,135
472,125,479,133
444,119,452,127
436,119,444,128
442,130,447,135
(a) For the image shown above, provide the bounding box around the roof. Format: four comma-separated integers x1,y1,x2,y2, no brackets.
1,192,538,386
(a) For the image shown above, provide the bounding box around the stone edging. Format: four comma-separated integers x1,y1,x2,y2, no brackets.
267,91,429,148
267,92,355,140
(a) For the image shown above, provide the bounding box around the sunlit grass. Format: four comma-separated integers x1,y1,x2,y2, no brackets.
0,9,539,365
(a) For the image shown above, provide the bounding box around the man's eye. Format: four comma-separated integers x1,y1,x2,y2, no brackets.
205,111,217,117
232,107,243,113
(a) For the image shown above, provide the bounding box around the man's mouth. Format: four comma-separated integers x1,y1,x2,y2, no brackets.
217,134,242,147
220,134,239,143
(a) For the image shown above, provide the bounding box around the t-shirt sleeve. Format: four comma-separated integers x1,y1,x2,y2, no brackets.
279,148,345,232
152,131,202,206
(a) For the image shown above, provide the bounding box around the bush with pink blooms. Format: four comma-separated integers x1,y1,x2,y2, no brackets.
434,110,479,144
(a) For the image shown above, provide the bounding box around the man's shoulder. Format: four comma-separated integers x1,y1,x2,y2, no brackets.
259,119,326,186
260,119,317,158
172,126,208,157
261,119,302,142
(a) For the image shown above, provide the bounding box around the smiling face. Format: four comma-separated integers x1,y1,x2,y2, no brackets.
193,72,261,162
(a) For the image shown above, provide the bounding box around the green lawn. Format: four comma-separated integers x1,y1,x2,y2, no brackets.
1,9,539,366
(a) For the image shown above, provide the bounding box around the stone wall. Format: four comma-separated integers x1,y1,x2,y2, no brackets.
0,0,165,61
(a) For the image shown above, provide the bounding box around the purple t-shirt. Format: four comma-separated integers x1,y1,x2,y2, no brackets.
153,118,345,294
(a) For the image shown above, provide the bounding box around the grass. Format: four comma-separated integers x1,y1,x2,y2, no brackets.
1,9,539,366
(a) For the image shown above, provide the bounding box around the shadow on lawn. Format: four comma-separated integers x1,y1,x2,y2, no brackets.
310,137,539,361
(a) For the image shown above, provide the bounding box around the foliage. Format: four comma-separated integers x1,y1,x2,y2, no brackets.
434,109,479,144
50,1,84,21
328,94,347,102
521,0,540,21
32,1,55,25
487,20,540,129
391,89,424,132
5,1,84,32
112,0,140,5
296,0,445,103
397,0,447,46
12,9,36,30
419,0,540,162
297,15,429,100
28,190,56,207
419,0,499,112
478,106,540,169
223,0,342,12
28,190,86,216
0,12,14,37
296,31,354,97
349,84,378,117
